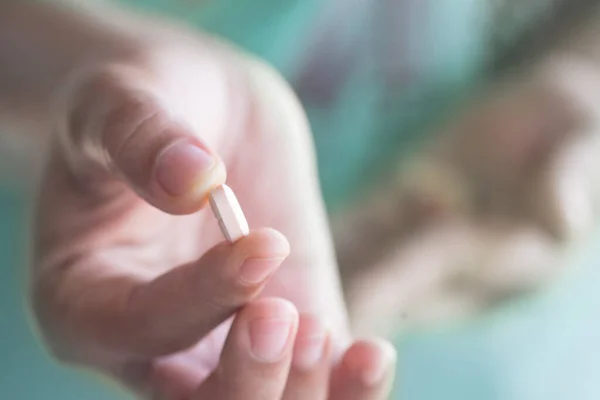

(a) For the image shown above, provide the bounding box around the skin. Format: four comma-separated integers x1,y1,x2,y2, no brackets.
0,2,397,399
15,0,600,396
335,49,600,338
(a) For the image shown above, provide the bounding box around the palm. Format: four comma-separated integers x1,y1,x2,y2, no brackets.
30,34,367,398
36,135,346,396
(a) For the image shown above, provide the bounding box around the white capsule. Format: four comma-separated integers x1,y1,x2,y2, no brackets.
209,184,250,243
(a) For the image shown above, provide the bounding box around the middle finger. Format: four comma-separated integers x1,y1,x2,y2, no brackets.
281,314,331,400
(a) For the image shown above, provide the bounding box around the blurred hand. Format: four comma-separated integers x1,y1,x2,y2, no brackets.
336,67,600,336
31,29,396,399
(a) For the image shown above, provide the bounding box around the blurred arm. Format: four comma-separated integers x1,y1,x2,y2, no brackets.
0,1,162,135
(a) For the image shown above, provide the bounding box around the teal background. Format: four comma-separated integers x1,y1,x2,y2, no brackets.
3,0,600,399
0,187,130,399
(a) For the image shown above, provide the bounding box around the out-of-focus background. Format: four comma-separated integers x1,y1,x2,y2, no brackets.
4,0,600,399
0,186,127,399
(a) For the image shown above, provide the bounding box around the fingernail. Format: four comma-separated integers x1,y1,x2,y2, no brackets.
239,257,285,285
293,316,327,370
249,316,294,363
360,342,397,387
154,141,215,196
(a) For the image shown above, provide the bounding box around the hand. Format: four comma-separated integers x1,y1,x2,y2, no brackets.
30,27,396,399
336,66,600,336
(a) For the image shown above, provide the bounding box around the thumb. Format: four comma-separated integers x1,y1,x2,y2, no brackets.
57,61,227,214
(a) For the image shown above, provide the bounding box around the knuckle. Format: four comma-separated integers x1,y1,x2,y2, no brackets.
61,61,164,168
245,58,311,142
100,92,164,160
204,274,260,311
193,254,261,312
65,65,129,146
